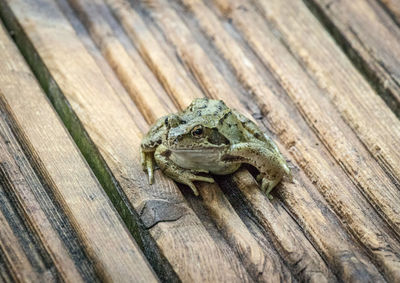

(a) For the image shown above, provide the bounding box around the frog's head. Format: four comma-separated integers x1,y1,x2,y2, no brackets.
165,114,231,151
165,98,237,151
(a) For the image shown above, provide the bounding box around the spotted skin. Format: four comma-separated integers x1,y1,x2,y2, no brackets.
140,98,291,198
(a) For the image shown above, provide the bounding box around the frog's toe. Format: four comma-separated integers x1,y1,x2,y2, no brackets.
144,154,155,184
191,175,215,183
260,178,269,193
182,174,214,196
261,177,277,200
147,167,154,184
188,182,200,196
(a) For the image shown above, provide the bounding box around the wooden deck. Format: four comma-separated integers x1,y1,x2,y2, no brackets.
0,0,400,282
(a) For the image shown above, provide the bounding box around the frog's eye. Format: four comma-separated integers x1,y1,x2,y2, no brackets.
191,126,203,138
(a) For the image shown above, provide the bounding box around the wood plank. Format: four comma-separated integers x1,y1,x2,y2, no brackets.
103,1,338,281
55,0,149,134
105,0,203,109
66,1,286,281
66,0,174,123
44,0,264,280
0,183,54,283
270,0,400,184
136,1,375,281
378,0,400,26
198,183,292,282
212,0,400,238
0,12,158,283
0,0,253,281
0,208,44,283
305,0,400,118
0,106,93,282
56,0,254,279
0,250,13,283
145,0,399,281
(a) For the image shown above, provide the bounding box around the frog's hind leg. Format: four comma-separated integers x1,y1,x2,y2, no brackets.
223,142,287,198
232,110,282,154
154,145,214,196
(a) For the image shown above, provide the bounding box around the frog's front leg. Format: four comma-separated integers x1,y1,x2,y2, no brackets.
141,115,170,184
222,142,290,199
154,144,215,196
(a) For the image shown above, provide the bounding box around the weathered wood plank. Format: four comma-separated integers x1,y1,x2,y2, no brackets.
0,210,43,283
53,1,278,280
213,0,400,239
265,0,400,184
55,0,149,134
0,0,253,281
0,250,13,283
198,183,291,282
0,10,158,283
0,107,93,282
67,0,174,123
105,0,203,109
0,184,53,283
67,2,295,280
305,0,400,118
138,1,361,281
145,0,399,281
378,0,400,26
103,1,338,281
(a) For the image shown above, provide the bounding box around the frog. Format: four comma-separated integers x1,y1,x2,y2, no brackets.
140,98,291,199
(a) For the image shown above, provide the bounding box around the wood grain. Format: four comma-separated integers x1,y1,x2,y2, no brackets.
64,1,286,281
0,108,86,283
104,1,340,281
213,0,400,238
1,0,400,281
271,0,400,184
0,13,157,283
0,206,44,283
0,0,255,281
137,1,376,282
145,0,399,281
105,0,203,109
67,0,174,123
379,0,400,26
198,182,291,282
55,0,150,134
304,0,400,118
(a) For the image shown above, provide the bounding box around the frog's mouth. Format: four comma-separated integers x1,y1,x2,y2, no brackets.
167,143,229,152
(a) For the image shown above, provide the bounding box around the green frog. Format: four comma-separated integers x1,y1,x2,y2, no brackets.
140,98,291,198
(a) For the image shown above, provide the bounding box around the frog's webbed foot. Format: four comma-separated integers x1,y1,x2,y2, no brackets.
154,145,214,196
141,149,156,184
